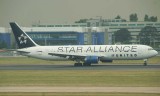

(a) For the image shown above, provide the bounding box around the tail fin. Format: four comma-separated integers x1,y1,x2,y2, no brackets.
10,22,38,49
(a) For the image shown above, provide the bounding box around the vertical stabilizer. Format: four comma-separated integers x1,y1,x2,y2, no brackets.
10,22,38,49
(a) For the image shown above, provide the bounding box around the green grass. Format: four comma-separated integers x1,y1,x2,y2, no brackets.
0,56,160,65
0,92,159,96
0,57,74,65
0,70,159,87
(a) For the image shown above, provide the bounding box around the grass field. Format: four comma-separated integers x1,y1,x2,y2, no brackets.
0,57,74,65
0,70,159,87
0,92,159,96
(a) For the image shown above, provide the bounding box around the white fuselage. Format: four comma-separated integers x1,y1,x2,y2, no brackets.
17,45,158,61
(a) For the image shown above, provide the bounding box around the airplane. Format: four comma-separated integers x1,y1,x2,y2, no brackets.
9,22,158,66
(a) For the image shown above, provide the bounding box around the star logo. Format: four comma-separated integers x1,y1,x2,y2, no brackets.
18,34,28,44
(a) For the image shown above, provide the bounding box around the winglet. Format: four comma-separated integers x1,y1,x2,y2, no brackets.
10,22,38,49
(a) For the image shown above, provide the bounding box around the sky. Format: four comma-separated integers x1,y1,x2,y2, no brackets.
0,0,160,27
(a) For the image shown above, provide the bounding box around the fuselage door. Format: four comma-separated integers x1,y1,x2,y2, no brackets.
37,50,42,55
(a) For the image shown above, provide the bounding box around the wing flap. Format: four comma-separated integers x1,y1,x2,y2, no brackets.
48,52,105,60
48,53,85,58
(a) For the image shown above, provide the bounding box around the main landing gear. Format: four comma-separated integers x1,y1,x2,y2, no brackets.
74,59,91,67
74,63,82,66
143,59,148,66
83,63,91,66
74,63,91,67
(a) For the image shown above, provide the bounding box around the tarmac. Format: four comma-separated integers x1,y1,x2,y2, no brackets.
0,64,160,70
0,87,160,93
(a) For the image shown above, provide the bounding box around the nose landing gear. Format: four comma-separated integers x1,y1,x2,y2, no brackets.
143,59,148,66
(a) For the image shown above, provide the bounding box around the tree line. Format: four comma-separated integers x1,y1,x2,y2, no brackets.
115,13,158,22
113,26,159,47
75,14,158,23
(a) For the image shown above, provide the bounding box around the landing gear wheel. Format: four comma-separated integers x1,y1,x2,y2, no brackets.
143,59,148,66
74,63,82,67
83,63,91,66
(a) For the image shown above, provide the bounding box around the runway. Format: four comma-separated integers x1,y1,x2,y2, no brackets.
0,87,160,93
0,64,160,70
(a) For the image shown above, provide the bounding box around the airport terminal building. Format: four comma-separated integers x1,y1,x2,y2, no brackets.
0,18,160,48
0,27,10,48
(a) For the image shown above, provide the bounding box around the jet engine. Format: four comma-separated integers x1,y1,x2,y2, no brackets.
100,57,113,62
84,56,99,64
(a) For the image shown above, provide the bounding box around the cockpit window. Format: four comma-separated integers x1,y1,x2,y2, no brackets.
148,48,154,50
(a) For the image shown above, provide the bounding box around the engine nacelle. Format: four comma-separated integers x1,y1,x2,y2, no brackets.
84,56,99,64
100,57,113,63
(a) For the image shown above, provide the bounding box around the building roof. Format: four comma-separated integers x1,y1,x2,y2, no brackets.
0,27,8,33
22,27,86,33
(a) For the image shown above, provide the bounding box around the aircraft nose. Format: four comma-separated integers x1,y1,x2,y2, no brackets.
154,50,158,56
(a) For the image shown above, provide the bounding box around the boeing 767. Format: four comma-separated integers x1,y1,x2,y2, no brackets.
10,22,158,66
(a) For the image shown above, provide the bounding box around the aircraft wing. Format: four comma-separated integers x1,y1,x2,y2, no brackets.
0,49,30,55
48,53,85,60
0,49,16,52
16,50,30,54
48,52,105,60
